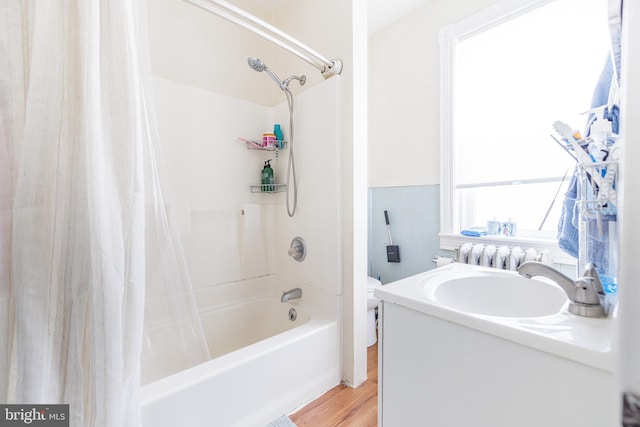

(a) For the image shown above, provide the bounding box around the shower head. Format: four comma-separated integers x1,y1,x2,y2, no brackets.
247,57,267,72
248,57,285,90
247,57,306,91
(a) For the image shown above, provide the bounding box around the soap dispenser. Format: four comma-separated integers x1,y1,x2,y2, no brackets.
261,160,274,192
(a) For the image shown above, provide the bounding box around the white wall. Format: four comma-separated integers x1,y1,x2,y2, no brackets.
273,78,342,295
149,0,278,105
152,74,343,296
272,0,368,387
368,0,502,188
617,0,640,419
153,76,277,285
273,0,368,386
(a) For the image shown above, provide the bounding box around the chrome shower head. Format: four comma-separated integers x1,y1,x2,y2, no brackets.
247,57,267,72
247,57,306,91
247,57,285,90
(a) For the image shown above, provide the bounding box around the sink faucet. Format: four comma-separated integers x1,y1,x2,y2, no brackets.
517,261,607,318
281,288,302,302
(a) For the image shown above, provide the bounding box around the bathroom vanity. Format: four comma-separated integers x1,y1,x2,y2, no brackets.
375,263,616,427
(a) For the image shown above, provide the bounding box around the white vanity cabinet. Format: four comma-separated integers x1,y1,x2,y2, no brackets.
378,299,616,427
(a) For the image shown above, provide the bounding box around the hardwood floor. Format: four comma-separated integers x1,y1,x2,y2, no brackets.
289,342,378,427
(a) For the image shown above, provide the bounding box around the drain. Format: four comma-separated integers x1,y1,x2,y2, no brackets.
288,308,297,321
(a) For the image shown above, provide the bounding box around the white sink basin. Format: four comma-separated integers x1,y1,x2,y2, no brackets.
426,269,568,317
375,262,614,375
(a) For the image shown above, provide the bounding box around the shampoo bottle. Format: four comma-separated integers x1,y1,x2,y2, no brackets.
261,160,274,192
273,124,283,148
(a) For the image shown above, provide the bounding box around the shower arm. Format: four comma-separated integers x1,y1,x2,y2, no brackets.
183,0,343,78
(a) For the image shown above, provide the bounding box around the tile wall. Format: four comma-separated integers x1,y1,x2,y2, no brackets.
368,185,455,284
367,184,577,285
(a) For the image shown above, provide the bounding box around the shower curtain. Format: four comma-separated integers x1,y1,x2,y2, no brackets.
0,1,208,426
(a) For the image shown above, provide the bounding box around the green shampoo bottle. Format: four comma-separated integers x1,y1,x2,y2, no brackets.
261,160,274,192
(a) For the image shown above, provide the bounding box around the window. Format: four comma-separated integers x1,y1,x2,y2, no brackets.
440,0,610,261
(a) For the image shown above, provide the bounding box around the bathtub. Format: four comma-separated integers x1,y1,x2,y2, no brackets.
141,276,340,427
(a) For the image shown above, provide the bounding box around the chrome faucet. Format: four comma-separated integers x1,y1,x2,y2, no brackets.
281,288,302,302
517,261,607,318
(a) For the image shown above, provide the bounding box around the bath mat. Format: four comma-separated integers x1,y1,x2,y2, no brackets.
266,415,297,427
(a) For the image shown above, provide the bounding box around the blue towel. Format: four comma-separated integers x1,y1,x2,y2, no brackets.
609,0,622,85
461,229,487,237
557,53,619,259
557,173,580,257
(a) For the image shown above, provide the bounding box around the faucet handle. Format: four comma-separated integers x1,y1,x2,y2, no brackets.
571,277,607,317
573,277,602,305
288,246,302,256
582,263,604,295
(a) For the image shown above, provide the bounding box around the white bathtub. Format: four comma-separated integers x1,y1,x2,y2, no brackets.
141,277,340,427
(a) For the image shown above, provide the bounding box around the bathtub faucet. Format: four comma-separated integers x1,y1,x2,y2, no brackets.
281,288,302,302
517,261,607,318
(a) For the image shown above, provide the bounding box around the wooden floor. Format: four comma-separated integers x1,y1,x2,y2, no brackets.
289,342,378,427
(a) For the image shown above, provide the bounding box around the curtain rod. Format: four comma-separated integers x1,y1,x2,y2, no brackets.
183,0,343,78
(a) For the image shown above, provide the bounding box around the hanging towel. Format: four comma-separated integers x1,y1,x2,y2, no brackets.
557,53,619,258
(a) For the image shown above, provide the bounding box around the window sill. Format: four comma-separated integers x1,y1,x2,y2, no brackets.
439,232,576,266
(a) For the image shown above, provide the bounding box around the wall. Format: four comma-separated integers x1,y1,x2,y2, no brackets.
618,0,640,416
149,0,276,105
152,74,342,307
368,0,502,188
152,76,276,285
274,0,368,386
272,78,342,303
367,0,520,283
368,185,447,284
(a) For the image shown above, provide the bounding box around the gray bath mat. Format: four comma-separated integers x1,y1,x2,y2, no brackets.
266,415,297,427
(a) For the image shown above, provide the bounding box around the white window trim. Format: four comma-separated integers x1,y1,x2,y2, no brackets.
439,0,576,266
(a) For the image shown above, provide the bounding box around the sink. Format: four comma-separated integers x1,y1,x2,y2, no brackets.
426,269,568,317
378,263,615,427
374,262,614,394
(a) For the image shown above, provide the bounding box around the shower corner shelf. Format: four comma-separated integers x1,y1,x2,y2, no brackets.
245,140,287,151
250,184,287,193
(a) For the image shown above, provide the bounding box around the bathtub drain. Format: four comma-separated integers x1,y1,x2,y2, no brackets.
288,308,297,321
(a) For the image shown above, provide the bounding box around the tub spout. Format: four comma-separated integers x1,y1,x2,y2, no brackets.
281,288,302,302
517,261,606,318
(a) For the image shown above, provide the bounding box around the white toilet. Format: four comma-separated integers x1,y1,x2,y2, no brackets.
367,276,382,347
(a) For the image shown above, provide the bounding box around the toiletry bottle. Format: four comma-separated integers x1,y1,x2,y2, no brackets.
273,124,283,148
263,133,276,148
261,160,274,192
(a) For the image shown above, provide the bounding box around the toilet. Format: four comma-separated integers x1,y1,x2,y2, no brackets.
367,276,382,347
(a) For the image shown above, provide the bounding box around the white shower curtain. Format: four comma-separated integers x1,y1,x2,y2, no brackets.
0,1,209,426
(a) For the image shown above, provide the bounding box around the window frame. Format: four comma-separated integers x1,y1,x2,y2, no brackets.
438,0,576,265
